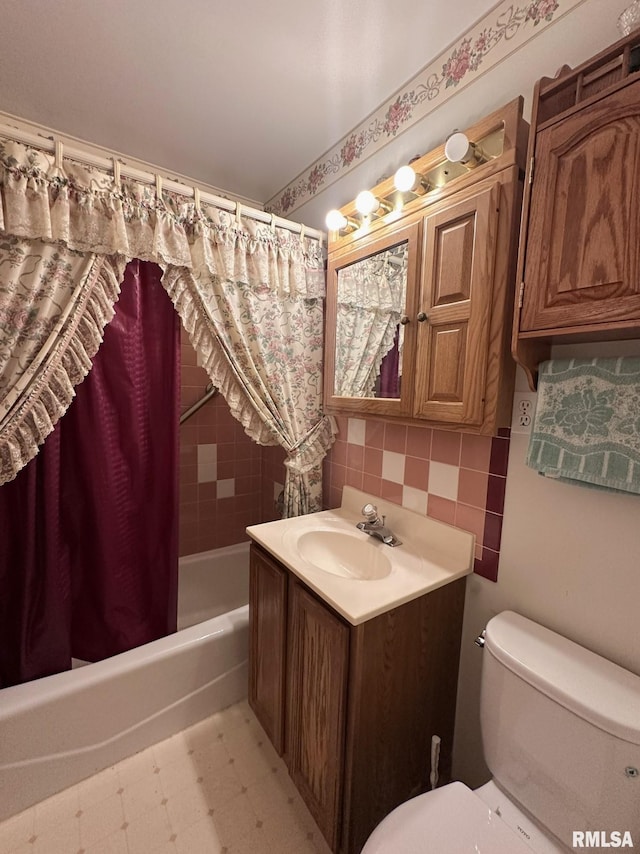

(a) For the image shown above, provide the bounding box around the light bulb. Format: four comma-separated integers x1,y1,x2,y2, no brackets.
325,209,348,231
394,165,418,192
355,190,379,216
444,132,484,167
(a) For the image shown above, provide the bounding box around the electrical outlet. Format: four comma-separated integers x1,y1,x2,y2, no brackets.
512,392,536,434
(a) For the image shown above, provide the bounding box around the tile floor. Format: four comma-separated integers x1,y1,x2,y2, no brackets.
0,700,332,854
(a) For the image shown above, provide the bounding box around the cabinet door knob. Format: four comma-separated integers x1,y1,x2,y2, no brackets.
399,315,410,325
417,311,429,323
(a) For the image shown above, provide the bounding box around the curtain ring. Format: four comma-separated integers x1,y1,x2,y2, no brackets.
299,223,305,243
193,187,201,209
155,174,163,200
112,158,121,188
54,140,64,169
270,212,277,232
235,202,242,228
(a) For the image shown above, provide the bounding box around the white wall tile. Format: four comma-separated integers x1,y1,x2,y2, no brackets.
382,451,405,484
428,461,459,500
197,445,218,483
347,418,366,446
197,462,217,484
217,479,235,499
402,486,428,516
197,444,217,463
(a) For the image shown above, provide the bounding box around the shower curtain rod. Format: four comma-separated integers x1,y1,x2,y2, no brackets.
0,121,324,245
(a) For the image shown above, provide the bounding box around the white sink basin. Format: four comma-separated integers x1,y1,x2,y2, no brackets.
292,529,392,580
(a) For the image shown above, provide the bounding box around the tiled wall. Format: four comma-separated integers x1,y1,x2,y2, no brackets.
179,325,507,574
323,416,511,581
261,444,287,524
179,330,287,556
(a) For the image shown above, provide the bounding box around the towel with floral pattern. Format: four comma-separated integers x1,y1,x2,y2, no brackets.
527,357,640,495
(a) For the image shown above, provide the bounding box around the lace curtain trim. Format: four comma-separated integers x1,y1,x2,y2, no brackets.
0,253,125,484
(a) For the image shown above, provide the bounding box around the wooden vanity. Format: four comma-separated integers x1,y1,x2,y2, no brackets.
246,488,473,854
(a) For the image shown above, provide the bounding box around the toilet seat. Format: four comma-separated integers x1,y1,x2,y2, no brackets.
361,781,536,853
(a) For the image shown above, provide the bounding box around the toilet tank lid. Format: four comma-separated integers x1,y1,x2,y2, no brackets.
485,611,640,745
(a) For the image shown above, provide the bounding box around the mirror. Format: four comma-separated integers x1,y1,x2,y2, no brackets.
324,220,420,418
333,241,408,399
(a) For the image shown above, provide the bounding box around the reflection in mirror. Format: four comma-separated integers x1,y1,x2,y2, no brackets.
334,241,408,399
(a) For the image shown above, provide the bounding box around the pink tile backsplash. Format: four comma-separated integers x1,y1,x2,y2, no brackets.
457,468,490,508
403,456,430,490
431,430,462,466
383,423,407,454
323,415,510,581
406,426,432,459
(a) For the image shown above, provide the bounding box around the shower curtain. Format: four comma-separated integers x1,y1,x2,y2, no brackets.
0,260,179,687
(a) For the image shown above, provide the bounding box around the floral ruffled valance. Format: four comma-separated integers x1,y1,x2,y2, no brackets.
0,136,334,511
0,137,325,297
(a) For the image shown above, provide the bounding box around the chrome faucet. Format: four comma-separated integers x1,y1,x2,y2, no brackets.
356,503,402,547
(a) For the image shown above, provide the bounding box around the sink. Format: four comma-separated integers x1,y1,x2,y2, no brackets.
293,529,392,580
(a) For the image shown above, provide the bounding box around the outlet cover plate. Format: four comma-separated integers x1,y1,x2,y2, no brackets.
511,392,537,435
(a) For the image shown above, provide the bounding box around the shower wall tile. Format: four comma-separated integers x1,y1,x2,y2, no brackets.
323,416,511,581
179,333,267,556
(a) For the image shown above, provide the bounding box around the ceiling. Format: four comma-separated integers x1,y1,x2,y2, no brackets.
0,0,497,207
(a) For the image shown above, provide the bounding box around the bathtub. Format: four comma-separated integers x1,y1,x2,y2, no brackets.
0,541,250,822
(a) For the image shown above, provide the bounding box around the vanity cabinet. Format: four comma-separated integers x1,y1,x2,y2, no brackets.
513,30,640,389
286,581,349,849
248,546,288,753
324,98,528,435
248,542,467,854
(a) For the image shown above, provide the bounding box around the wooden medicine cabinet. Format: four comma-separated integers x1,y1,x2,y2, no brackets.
324,98,529,435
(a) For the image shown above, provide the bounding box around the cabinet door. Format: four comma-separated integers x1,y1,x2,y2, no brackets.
286,582,349,851
414,184,499,424
521,84,640,332
248,546,287,754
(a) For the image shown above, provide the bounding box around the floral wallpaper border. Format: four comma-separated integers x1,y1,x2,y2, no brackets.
266,0,585,217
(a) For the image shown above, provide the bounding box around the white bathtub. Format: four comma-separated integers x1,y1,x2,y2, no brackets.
0,541,250,822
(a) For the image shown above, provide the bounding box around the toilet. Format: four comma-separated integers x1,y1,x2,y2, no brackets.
362,610,640,853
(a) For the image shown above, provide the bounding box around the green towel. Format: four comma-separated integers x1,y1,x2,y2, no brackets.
527,357,640,495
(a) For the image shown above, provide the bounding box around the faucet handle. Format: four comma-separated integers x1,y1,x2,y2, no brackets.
361,503,379,522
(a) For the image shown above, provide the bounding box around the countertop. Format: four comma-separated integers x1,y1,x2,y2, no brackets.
246,486,474,625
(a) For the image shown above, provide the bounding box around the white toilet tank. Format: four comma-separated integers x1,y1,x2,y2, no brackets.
481,612,640,850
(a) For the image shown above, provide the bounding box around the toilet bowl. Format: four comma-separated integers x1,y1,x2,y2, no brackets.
362,780,565,853
362,611,640,853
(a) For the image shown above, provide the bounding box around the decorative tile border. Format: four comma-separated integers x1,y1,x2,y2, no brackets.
266,0,584,217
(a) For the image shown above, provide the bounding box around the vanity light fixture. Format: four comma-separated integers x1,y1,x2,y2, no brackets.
444,131,486,168
325,209,359,233
393,165,431,195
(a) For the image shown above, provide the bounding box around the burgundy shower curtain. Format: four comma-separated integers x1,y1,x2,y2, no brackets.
0,260,180,688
